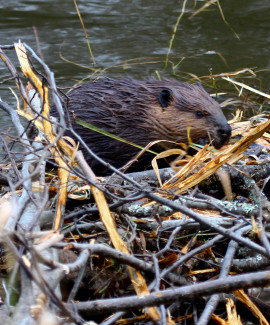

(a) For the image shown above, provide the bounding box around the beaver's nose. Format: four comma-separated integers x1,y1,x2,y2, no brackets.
217,124,232,142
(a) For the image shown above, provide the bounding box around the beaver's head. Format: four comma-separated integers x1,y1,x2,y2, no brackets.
143,80,231,149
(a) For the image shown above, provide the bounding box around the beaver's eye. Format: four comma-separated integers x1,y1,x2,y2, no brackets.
196,111,204,118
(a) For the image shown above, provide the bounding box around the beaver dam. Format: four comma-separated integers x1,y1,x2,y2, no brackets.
0,42,270,325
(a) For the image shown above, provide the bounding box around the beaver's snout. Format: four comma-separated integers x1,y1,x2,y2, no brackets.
214,123,232,148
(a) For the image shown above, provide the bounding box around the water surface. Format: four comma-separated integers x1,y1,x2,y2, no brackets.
1,1,270,118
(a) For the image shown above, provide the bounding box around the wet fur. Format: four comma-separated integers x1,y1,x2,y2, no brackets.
55,79,231,174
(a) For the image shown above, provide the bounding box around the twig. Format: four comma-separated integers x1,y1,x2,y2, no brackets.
197,227,247,325
145,192,267,256
67,249,90,302
68,270,270,315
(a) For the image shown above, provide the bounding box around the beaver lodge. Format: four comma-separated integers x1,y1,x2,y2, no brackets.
0,42,270,325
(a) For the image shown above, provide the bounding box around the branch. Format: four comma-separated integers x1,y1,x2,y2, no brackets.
68,270,270,315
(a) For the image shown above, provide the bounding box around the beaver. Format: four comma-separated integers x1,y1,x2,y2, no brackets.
55,79,231,174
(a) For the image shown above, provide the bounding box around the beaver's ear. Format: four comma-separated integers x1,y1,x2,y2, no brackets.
158,89,173,108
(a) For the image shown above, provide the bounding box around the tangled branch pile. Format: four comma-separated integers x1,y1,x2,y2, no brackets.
0,42,270,325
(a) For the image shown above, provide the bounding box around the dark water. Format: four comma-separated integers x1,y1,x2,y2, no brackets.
1,0,270,116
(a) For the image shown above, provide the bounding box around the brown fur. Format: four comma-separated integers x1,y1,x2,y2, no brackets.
55,79,231,174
